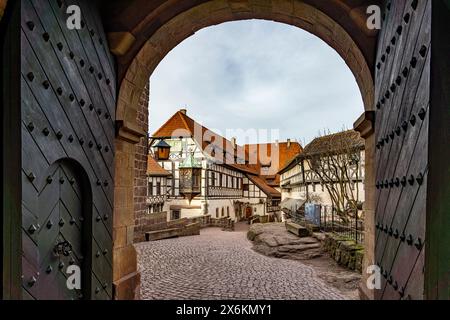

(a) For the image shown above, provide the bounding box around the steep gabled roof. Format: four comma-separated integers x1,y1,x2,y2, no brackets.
303,130,365,157
244,141,303,171
277,130,365,175
152,110,291,193
152,111,192,138
152,110,259,174
147,156,171,176
247,174,281,198
244,141,303,186
277,154,302,175
263,174,280,187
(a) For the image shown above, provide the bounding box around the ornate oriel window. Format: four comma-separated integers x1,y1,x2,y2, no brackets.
179,152,202,202
154,140,171,160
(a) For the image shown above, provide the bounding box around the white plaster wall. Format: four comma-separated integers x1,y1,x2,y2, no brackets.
280,150,366,209
240,197,267,217
164,198,239,221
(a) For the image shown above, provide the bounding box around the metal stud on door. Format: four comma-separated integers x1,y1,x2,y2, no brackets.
22,162,86,300
373,0,430,300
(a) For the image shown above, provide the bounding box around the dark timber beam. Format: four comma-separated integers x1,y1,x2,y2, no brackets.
425,0,450,300
1,0,21,300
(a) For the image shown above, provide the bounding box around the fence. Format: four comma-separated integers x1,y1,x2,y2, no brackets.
294,204,364,244
320,205,364,244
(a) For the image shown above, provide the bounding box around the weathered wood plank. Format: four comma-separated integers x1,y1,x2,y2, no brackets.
374,0,431,301
21,2,114,182
30,0,115,155
73,0,116,99
20,0,114,300
21,29,114,207
21,63,113,220
45,0,116,131
375,53,430,244
374,0,428,197
377,63,430,256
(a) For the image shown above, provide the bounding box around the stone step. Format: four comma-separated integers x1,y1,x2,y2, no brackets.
285,221,311,237
145,228,181,241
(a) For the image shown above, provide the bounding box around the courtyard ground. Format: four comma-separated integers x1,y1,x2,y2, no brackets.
135,223,357,300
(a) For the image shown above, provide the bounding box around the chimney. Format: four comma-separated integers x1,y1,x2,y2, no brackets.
287,139,291,148
180,108,187,115
231,137,237,150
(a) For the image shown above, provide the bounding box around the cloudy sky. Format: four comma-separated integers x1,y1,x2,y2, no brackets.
149,20,363,146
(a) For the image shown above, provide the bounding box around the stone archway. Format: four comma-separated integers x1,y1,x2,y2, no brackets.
113,0,378,300
116,0,377,127
0,0,446,302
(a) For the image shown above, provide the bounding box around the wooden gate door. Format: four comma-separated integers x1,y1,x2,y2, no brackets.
20,0,115,300
23,162,86,300
374,0,431,300
245,207,252,219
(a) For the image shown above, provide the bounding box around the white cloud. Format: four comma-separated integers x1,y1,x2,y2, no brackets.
149,20,363,145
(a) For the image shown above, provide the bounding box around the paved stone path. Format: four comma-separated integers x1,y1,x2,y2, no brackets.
135,226,348,300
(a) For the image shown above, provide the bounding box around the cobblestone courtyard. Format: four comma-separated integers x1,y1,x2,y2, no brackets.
135,226,349,300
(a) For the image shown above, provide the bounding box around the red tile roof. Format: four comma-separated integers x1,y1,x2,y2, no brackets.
152,110,259,174
244,141,303,188
147,156,171,176
152,111,192,138
152,110,289,196
278,155,302,175
244,141,303,171
247,175,281,198
263,175,280,187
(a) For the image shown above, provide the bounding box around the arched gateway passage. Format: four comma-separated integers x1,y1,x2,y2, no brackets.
1,0,449,301
114,0,377,124
111,0,378,300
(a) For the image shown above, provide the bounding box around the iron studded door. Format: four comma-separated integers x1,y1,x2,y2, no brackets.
22,163,85,300
20,0,115,300
373,0,431,300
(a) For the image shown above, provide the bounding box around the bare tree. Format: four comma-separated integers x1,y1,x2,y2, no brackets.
304,130,364,222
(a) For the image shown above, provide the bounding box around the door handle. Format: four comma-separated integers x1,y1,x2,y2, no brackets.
54,240,73,257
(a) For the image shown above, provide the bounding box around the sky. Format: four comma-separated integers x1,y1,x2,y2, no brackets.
149,20,364,146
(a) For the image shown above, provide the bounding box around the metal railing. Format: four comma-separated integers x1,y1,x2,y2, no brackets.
318,205,364,244
292,204,364,244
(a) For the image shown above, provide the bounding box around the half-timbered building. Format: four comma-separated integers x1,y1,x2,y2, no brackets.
279,130,365,215
244,140,303,192
147,109,286,222
146,156,171,215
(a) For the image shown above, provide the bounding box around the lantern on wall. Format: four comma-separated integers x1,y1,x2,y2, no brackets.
153,140,171,160
179,152,202,202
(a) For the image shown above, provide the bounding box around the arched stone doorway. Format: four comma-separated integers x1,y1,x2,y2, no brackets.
112,0,378,300
4,0,446,301
0,0,447,301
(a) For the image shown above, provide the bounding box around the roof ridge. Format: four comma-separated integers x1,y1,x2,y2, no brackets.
244,141,302,146
310,129,359,141
153,110,261,168
152,111,192,137
180,112,250,157
178,111,193,135
247,174,281,197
